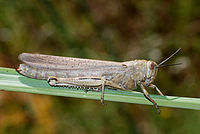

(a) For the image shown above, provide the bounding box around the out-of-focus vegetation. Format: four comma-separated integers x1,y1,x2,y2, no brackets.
0,0,200,134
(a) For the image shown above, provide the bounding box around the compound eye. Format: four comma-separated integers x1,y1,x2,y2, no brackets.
150,62,156,70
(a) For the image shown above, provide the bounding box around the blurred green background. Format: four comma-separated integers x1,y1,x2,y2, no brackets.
0,0,200,134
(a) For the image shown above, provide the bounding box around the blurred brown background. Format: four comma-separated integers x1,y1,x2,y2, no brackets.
0,0,200,134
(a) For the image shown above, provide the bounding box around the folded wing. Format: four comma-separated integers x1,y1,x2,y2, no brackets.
17,53,126,79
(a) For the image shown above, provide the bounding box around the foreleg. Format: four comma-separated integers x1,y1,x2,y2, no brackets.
149,84,164,96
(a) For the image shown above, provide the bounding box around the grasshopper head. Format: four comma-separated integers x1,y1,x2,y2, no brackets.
144,48,181,85
145,61,158,85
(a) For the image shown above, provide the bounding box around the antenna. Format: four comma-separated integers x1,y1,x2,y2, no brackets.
157,63,182,68
157,48,181,67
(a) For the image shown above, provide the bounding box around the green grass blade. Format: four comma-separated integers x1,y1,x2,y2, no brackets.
0,67,200,110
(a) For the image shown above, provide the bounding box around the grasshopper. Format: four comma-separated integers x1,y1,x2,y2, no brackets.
16,48,181,113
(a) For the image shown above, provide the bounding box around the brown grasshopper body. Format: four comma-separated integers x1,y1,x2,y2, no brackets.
17,49,181,113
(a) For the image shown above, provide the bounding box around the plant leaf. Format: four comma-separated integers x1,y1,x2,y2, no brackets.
0,67,200,110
